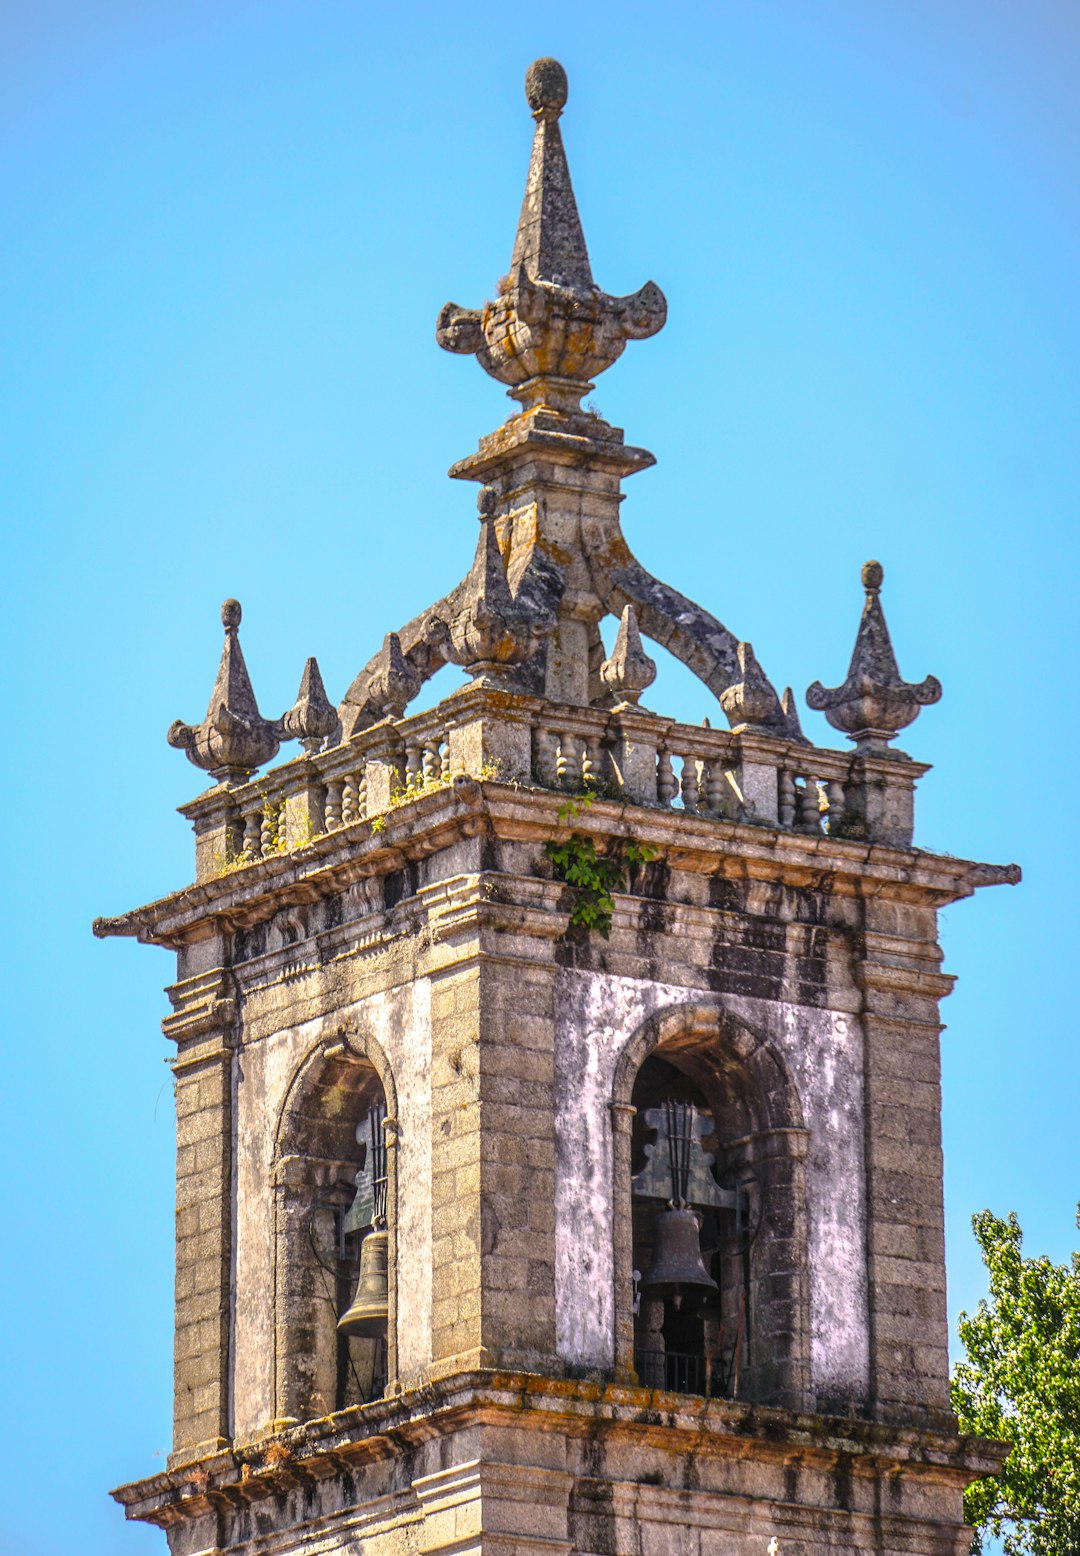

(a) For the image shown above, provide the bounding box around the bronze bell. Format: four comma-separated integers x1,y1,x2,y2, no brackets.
639,1207,718,1309
337,1226,389,1338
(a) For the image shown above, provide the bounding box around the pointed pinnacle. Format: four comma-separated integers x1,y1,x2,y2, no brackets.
719,642,777,732
282,657,337,753
436,60,665,411
806,561,942,752
511,59,593,291
601,604,657,706
367,631,421,720
167,599,280,784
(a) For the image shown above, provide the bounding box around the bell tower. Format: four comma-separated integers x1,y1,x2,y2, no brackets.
98,58,1018,1556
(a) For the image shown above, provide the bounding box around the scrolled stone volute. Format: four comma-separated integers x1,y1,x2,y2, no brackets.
167,599,282,785
429,489,553,685
806,561,942,753
601,605,657,707
436,59,666,414
281,656,338,753
366,632,422,720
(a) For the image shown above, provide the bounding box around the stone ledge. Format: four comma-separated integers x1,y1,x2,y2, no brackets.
95,781,1019,954
113,1369,1008,1529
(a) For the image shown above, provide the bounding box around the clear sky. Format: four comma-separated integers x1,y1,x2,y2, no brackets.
2,3,1076,1552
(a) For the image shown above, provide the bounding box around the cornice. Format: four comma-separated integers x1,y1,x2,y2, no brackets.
111,1369,1008,1531
94,780,1017,953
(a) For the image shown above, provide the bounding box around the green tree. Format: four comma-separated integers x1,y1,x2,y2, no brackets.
952,1207,1080,1555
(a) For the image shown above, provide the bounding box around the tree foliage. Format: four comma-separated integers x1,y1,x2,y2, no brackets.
951,1207,1080,1555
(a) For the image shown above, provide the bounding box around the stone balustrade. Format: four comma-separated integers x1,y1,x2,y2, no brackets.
180,685,927,884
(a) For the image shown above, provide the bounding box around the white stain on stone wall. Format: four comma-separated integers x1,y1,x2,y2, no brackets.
552,970,869,1400
554,972,694,1369
385,980,432,1381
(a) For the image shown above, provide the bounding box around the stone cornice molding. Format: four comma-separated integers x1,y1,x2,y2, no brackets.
95,780,1022,954
111,1370,1008,1532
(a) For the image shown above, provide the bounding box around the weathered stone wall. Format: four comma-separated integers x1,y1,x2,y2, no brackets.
159,802,961,1459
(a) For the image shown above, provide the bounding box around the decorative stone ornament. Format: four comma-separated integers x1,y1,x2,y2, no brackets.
167,599,281,784
365,632,421,720
719,641,778,733
281,657,337,753
425,489,553,685
341,58,800,734
806,561,942,752
436,59,666,414
601,605,657,707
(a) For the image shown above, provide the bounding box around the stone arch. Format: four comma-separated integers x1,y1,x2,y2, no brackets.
610,1001,811,1409
271,1027,400,1422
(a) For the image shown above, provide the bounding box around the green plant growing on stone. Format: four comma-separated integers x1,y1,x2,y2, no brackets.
951,1207,1080,1555
545,795,657,938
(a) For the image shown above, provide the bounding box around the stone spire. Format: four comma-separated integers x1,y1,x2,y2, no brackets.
510,57,593,291
341,58,801,734
436,58,666,413
167,599,281,784
806,561,942,752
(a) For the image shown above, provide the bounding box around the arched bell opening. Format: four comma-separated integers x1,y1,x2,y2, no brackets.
614,1006,811,1411
273,1041,397,1423
630,1054,756,1401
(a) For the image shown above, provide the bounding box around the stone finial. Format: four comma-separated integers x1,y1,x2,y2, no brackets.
719,642,777,733
281,657,337,753
167,599,281,784
601,605,657,707
425,489,553,685
366,632,421,720
806,561,942,753
436,59,666,413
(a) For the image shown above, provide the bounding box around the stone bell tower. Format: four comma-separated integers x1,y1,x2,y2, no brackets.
98,57,1018,1556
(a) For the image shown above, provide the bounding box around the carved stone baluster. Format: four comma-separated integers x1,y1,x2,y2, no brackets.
582,733,602,789
587,735,606,789
260,803,276,857
778,769,796,828
243,806,262,860
657,750,676,808
705,759,724,814
405,744,422,792
826,779,845,832
680,757,698,813
540,728,558,786
796,778,822,833
556,732,572,787
531,724,547,784
357,773,368,820
341,772,358,826
325,778,343,831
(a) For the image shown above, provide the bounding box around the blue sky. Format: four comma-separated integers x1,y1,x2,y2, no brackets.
1,3,1076,1552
